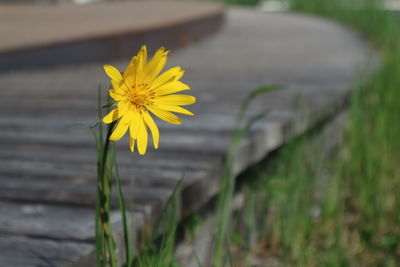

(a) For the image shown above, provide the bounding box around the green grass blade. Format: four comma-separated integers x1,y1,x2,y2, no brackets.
152,174,185,240
213,85,282,267
112,147,134,267
235,85,282,129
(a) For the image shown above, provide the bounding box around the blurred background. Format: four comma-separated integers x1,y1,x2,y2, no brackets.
1,0,400,266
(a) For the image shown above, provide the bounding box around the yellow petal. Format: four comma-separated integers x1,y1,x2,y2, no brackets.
103,108,121,124
155,81,190,96
124,57,136,78
110,89,125,101
111,79,127,93
137,45,147,72
129,108,141,140
129,136,135,152
124,57,138,86
111,79,119,90
104,65,123,82
148,107,182,125
153,95,196,106
153,104,194,116
137,115,148,155
151,66,184,89
145,47,169,81
142,111,160,149
117,100,129,114
110,113,131,141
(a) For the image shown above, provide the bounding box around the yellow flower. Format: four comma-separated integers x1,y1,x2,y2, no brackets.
102,45,196,155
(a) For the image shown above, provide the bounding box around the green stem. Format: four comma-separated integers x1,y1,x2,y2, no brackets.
213,132,240,267
97,122,117,267
213,86,281,267
96,85,105,267
112,149,133,266
95,186,106,267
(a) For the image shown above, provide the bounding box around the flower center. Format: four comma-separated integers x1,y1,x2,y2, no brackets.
127,82,154,108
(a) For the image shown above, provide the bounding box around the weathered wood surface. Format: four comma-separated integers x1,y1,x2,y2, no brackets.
0,234,93,267
0,6,373,266
0,1,224,71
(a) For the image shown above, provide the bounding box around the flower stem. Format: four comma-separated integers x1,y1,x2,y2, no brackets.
112,148,133,267
96,122,117,267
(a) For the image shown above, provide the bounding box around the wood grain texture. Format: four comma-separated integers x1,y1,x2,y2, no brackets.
0,234,92,267
0,1,224,71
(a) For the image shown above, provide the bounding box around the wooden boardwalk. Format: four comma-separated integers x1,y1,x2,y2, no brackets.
0,3,373,266
0,1,223,71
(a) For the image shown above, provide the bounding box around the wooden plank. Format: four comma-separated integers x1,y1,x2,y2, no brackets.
0,201,94,241
0,130,234,155
0,155,217,191
0,85,348,216
0,175,175,228
0,88,348,138
0,88,348,213
0,2,224,71
0,112,240,133
0,88,346,120
0,201,144,245
0,234,93,267
0,2,224,52
0,149,222,220
0,144,221,172
0,175,175,206
0,157,220,220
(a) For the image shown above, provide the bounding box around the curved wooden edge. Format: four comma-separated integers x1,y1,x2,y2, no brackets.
0,6,225,72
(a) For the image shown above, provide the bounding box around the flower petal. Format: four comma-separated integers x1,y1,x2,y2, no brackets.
129,136,135,152
110,89,125,101
137,45,147,72
126,46,147,84
124,57,136,78
137,115,148,155
148,107,182,125
129,108,141,140
104,65,123,82
103,108,121,124
111,79,127,93
155,81,190,96
142,111,160,149
110,113,131,141
145,47,169,81
117,100,129,114
151,66,184,89
153,95,196,106
124,57,138,86
153,104,194,116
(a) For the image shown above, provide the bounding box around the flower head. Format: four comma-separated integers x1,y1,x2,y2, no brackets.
102,45,196,155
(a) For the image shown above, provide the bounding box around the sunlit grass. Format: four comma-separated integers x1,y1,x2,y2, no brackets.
232,0,400,266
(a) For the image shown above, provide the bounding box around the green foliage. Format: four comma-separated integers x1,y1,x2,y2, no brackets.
95,86,118,267
223,0,260,7
213,85,282,267
230,0,400,266
133,177,184,267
